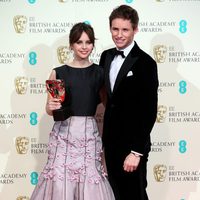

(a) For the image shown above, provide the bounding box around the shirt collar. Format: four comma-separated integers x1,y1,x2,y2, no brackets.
117,41,135,57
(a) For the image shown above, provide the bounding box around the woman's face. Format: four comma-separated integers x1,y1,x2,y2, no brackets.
71,31,94,60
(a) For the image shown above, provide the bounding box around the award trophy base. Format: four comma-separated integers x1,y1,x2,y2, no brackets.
52,106,71,121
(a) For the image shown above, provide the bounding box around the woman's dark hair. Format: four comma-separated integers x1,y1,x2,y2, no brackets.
109,5,139,30
69,22,95,46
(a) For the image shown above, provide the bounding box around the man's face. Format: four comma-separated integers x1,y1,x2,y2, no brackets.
110,18,137,50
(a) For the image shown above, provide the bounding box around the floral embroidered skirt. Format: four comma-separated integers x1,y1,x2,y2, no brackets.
30,116,115,200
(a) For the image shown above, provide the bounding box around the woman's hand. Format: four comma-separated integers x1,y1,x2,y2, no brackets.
46,98,61,115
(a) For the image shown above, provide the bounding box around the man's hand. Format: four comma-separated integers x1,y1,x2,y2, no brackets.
123,153,140,172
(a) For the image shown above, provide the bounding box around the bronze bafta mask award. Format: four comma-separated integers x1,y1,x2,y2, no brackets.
46,79,70,121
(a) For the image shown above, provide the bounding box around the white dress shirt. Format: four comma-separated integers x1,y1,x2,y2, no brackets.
109,41,135,91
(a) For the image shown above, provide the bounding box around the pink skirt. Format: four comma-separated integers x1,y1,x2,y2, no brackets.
30,116,115,200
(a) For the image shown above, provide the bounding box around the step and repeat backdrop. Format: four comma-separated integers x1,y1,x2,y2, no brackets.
1,0,200,199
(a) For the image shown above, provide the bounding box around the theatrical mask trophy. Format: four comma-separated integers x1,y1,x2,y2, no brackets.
46,79,70,121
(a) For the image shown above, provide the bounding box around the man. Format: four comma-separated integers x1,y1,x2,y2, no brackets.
99,5,158,200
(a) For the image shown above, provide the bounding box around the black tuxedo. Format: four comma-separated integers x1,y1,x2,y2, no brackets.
99,42,158,200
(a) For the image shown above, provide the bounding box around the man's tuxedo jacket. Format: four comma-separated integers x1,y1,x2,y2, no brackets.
99,42,159,157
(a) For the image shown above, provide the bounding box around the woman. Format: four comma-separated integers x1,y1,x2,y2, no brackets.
30,22,115,200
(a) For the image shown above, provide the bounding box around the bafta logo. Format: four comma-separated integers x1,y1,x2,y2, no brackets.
16,196,30,200
153,164,167,182
15,137,29,154
13,15,27,33
15,76,28,95
57,46,71,64
153,45,167,63
59,0,68,2
156,105,167,123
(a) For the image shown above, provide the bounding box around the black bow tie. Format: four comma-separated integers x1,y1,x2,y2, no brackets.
114,49,125,58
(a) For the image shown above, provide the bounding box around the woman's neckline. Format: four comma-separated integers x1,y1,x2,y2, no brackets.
66,63,94,69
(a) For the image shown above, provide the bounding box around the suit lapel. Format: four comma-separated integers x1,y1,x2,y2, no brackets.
113,44,139,93
104,48,116,97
